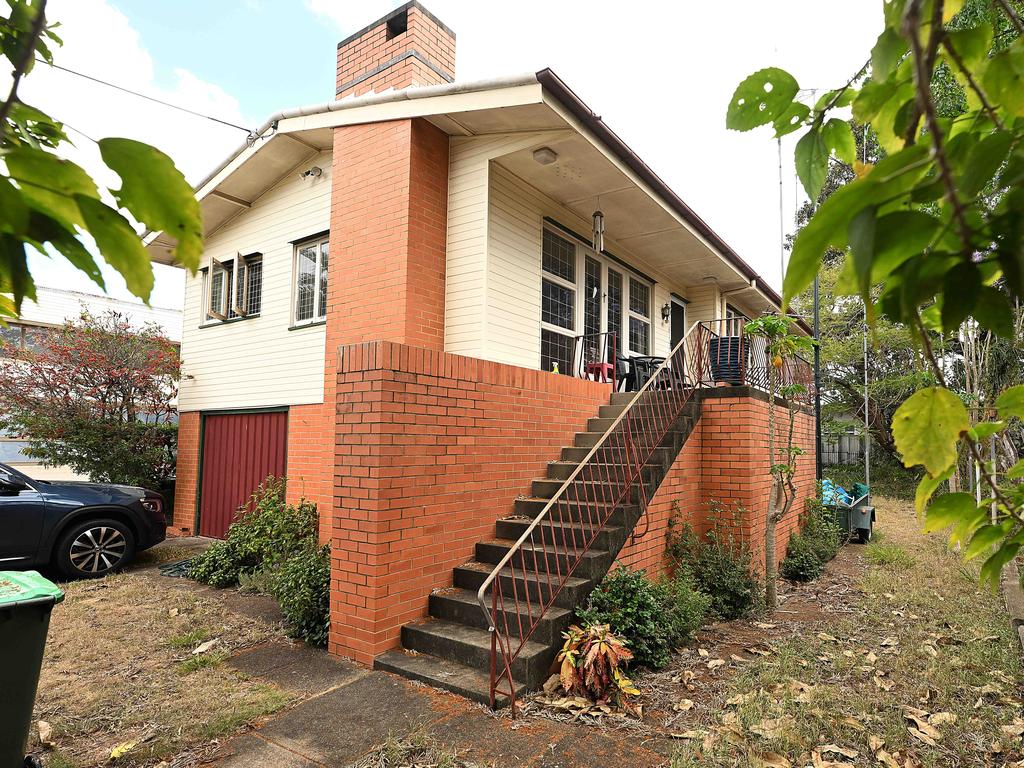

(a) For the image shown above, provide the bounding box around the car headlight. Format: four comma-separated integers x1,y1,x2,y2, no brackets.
141,497,163,514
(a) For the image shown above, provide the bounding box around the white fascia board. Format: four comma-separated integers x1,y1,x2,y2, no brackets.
275,83,545,134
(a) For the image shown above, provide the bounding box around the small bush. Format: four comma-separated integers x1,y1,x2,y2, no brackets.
577,566,709,669
266,544,331,647
667,503,761,620
780,495,847,583
780,533,825,582
662,573,712,645
557,624,639,711
188,478,317,587
187,478,329,646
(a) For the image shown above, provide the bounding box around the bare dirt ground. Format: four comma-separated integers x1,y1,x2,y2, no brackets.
515,496,1024,768
30,554,292,768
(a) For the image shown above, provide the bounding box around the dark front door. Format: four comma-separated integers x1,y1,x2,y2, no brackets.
670,298,686,353
199,411,287,538
0,467,44,561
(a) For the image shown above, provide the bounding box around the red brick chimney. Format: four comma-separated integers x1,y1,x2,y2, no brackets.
335,2,456,99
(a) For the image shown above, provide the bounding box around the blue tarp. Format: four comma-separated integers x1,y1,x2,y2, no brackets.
822,479,853,507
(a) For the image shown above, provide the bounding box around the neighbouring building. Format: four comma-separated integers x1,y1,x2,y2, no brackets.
147,2,817,705
0,286,182,481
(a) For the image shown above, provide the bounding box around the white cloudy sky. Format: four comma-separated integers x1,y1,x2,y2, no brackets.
15,0,883,310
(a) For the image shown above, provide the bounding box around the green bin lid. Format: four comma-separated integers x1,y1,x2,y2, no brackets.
0,570,64,607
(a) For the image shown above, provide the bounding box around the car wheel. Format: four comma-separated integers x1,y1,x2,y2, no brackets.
55,518,136,579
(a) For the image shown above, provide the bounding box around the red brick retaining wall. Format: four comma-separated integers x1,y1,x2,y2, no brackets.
329,340,610,663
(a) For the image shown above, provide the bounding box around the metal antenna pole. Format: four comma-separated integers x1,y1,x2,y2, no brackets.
814,275,822,482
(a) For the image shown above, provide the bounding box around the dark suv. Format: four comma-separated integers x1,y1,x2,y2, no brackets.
0,463,167,579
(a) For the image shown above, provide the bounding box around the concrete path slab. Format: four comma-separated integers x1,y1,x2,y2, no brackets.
216,733,322,768
229,641,364,694
255,673,444,765
529,731,668,768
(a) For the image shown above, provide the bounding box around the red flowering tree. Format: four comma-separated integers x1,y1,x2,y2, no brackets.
0,310,180,487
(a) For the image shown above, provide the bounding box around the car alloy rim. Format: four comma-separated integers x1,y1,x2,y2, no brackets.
69,526,127,573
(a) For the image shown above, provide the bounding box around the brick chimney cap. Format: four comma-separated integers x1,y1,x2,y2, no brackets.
336,1,456,50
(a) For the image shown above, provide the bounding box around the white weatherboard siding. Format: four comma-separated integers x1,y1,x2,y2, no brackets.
485,162,694,370
444,130,570,362
178,152,331,412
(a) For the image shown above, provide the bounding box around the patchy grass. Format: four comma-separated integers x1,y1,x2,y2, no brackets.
665,497,1024,767
864,539,916,569
352,733,465,768
32,572,293,767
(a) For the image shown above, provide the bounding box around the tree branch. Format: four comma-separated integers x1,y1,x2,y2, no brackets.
995,0,1024,35
941,36,1007,131
905,0,974,250
0,0,49,129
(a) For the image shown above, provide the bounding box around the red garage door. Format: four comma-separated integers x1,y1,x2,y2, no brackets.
199,411,287,538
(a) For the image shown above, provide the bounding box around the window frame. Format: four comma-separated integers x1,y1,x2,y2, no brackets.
291,235,330,327
538,222,655,371
201,252,263,325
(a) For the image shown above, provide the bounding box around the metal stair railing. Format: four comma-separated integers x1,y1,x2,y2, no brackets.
475,321,714,712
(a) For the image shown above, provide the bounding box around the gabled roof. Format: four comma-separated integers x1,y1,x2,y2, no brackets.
146,69,791,320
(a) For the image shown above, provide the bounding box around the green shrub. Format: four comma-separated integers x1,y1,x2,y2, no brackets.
779,533,825,582
667,503,761,620
779,495,846,583
188,478,317,587
267,544,331,646
187,478,329,645
662,572,712,644
577,566,709,670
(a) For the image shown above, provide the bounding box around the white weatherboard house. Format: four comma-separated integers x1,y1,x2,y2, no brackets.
146,2,816,702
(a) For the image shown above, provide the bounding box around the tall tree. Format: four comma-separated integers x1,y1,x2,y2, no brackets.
728,0,1024,586
0,310,180,487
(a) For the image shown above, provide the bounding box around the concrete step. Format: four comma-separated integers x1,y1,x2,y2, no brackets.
453,561,594,610
574,431,604,448
476,537,612,581
513,497,640,527
429,587,573,646
560,444,674,464
586,416,618,434
545,460,660,483
375,649,524,708
496,516,625,552
401,618,554,689
530,477,640,503
598,403,628,419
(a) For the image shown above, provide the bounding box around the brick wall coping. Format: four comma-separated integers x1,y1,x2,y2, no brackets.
697,385,815,414
337,340,611,396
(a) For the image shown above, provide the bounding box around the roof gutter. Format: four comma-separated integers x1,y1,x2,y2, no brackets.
534,68,791,315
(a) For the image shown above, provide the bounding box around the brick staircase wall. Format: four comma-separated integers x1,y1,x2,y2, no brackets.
613,388,818,577
330,340,610,663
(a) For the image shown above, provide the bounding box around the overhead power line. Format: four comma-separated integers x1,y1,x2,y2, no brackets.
36,58,256,137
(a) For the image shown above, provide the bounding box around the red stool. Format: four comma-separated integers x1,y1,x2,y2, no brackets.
584,362,615,383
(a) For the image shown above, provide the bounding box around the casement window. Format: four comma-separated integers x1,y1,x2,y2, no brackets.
539,223,655,373
540,228,577,374
627,277,651,355
293,236,329,325
203,253,263,323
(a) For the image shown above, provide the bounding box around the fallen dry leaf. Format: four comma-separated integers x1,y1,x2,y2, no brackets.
819,744,859,759
191,638,219,655
869,735,885,752
908,726,938,746
840,715,865,732
747,749,792,768
928,712,956,726
708,658,726,670
750,716,796,740
36,720,53,748
673,699,694,712
876,749,901,768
